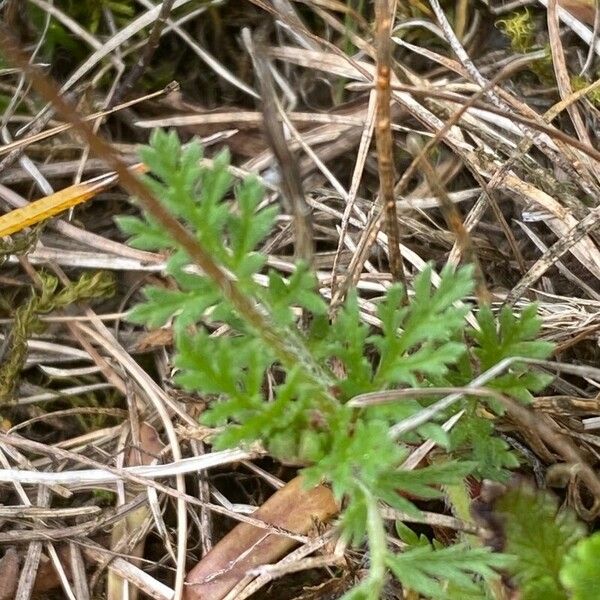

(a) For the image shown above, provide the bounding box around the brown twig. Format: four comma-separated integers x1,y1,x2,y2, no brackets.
505,206,600,305
547,0,592,147
501,394,600,514
347,81,600,165
183,476,338,600
374,0,406,286
109,0,176,107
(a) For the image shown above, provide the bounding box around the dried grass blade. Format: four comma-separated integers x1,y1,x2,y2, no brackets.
248,28,314,265
0,163,146,238
547,0,593,147
108,423,165,600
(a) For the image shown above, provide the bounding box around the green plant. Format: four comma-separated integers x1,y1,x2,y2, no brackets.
492,485,588,600
560,531,600,599
0,270,115,401
119,130,559,599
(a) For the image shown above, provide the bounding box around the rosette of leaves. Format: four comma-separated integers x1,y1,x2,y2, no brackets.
119,130,554,599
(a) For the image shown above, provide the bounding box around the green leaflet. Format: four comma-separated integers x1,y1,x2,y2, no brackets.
387,544,510,600
473,304,554,405
449,414,519,481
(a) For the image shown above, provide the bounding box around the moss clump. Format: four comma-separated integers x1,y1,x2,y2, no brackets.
571,74,600,108
496,9,536,53
495,10,555,84
0,271,116,402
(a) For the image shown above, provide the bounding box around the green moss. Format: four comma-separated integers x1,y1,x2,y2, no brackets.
571,74,600,108
496,9,536,53
0,271,116,402
495,10,555,84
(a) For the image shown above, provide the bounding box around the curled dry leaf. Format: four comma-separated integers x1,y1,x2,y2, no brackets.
184,476,339,600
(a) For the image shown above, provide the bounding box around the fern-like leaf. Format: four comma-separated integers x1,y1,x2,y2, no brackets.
496,485,585,600
387,543,509,599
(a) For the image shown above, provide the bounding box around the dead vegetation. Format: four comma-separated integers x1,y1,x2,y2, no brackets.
0,0,600,598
